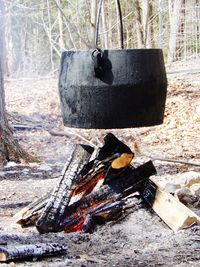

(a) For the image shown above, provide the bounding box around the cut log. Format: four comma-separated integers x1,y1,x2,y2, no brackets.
14,191,51,227
36,144,94,233
142,179,200,231
82,201,125,233
0,243,67,262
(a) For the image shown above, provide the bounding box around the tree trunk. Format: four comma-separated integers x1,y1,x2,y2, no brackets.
101,0,108,49
46,0,54,71
0,0,37,165
146,1,154,48
90,0,98,47
0,59,8,164
0,0,5,72
0,65,37,164
115,0,124,49
168,0,183,62
142,0,149,47
57,0,65,51
134,0,144,48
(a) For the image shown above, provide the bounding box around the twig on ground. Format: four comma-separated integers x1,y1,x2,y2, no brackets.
142,154,200,167
49,130,98,148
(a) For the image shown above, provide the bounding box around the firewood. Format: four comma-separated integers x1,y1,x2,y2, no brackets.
97,133,133,161
71,133,135,194
14,150,97,227
89,196,142,228
15,133,133,229
36,134,137,233
15,134,156,233
13,124,39,131
0,243,67,262
142,179,200,231
36,144,94,233
14,191,51,227
80,200,125,233
15,159,156,232
60,161,156,233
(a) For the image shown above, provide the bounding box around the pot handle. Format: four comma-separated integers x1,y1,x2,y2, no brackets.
95,0,124,50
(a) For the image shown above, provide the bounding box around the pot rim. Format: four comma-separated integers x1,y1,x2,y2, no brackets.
63,48,163,53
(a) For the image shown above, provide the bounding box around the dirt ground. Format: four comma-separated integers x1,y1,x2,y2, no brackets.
0,70,200,266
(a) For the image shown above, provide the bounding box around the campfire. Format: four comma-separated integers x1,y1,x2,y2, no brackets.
1,133,200,262
15,133,200,234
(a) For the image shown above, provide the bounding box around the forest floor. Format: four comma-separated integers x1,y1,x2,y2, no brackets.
0,69,200,266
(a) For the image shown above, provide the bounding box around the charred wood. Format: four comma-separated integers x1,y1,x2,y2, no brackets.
60,161,156,233
15,134,156,234
70,133,134,197
0,243,67,262
36,144,94,233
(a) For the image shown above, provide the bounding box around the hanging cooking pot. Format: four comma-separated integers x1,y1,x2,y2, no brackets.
58,0,167,129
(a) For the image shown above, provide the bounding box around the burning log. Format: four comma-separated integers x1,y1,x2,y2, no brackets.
0,243,67,262
82,196,142,233
36,144,94,233
34,134,136,233
60,161,156,233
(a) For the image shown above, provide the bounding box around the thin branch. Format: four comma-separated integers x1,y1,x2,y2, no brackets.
49,130,98,149
141,153,200,167
53,0,92,49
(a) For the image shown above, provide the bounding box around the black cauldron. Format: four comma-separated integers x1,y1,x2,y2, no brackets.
58,49,167,129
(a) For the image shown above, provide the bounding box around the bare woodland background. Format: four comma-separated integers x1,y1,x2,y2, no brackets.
0,0,200,79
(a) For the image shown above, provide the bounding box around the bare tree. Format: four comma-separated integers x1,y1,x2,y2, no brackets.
134,0,144,48
57,0,65,51
0,0,36,165
90,0,97,47
1,0,199,77
168,0,184,62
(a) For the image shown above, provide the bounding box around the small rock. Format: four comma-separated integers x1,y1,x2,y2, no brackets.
175,187,198,206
